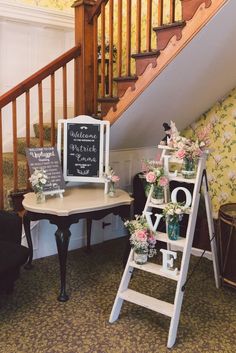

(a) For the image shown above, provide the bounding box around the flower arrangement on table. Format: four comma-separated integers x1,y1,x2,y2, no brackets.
29,168,48,203
104,167,120,196
162,202,190,240
124,215,157,264
167,121,211,178
142,159,169,203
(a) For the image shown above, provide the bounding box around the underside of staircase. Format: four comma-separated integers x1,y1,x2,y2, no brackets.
0,0,230,210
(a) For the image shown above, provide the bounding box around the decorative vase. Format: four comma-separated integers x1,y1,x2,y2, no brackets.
151,185,164,204
181,157,196,179
108,182,116,197
167,220,180,241
133,250,148,265
36,191,45,204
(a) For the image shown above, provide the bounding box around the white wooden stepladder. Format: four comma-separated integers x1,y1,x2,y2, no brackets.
109,147,220,348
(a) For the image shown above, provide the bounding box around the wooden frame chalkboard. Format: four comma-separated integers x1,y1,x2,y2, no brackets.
57,115,110,190
26,146,66,195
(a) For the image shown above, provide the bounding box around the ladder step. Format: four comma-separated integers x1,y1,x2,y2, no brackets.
130,261,179,280
148,202,192,213
168,175,196,184
156,232,186,247
119,289,174,317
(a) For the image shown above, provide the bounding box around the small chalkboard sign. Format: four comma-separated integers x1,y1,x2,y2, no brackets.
57,115,110,191
26,146,66,195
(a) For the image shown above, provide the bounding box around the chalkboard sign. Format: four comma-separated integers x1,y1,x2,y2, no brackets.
67,123,100,178
57,115,110,190
26,146,66,194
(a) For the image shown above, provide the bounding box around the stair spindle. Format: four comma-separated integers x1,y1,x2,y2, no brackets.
126,0,132,77
50,73,56,146
93,15,98,113
146,0,152,52
170,0,176,23
25,90,30,186
117,0,122,77
38,82,44,147
100,2,106,97
63,65,68,119
0,109,3,209
136,0,141,53
109,0,114,97
158,0,164,26
12,100,18,191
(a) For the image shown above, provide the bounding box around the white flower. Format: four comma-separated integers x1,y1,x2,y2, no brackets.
175,208,182,215
228,171,236,181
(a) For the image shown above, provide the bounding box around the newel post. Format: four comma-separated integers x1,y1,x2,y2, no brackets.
73,0,96,116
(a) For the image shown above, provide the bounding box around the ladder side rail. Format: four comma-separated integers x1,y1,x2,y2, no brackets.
202,173,220,288
109,249,134,323
167,155,206,348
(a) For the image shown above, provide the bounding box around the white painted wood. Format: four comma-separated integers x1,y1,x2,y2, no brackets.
110,152,220,349
130,261,179,281
119,289,174,318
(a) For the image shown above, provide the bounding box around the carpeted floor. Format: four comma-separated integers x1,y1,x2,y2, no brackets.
0,237,236,353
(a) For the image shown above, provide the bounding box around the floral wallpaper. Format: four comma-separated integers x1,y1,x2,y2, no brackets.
20,0,73,10
183,88,236,217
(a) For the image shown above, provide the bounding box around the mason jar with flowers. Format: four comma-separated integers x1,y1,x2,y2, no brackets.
168,121,211,179
143,160,169,204
124,215,157,264
163,202,189,240
29,168,48,203
104,166,120,197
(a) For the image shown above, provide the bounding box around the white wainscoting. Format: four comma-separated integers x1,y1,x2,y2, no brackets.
24,146,158,259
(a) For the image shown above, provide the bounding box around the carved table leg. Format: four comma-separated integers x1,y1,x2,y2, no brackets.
55,227,71,302
23,212,34,270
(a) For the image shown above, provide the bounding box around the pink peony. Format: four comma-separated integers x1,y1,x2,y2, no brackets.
159,176,169,187
176,149,186,159
145,171,156,183
111,175,120,183
135,230,147,241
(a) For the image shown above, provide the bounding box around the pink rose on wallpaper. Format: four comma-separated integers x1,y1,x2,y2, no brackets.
176,149,186,159
145,171,156,183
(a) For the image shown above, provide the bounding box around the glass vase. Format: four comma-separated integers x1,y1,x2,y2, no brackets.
181,157,196,179
167,220,180,241
36,191,45,204
108,182,116,197
133,250,148,265
151,186,164,204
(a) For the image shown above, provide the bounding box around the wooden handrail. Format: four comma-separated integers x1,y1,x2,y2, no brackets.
89,0,109,23
0,45,81,109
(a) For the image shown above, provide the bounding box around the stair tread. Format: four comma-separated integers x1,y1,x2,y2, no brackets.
97,96,119,102
153,20,186,32
119,289,174,317
113,75,138,82
130,261,179,280
131,50,160,59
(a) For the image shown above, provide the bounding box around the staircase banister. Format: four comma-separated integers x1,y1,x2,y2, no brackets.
0,45,81,109
88,0,109,23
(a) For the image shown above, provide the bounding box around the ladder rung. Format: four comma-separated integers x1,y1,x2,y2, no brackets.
119,289,174,317
168,175,196,184
130,261,179,281
148,202,192,213
156,232,186,247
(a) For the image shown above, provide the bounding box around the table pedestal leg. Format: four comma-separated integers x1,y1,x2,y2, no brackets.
55,227,71,302
86,218,92,252
23,212,33,270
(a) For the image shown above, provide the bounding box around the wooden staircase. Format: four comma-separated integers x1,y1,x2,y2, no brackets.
0,0,227,209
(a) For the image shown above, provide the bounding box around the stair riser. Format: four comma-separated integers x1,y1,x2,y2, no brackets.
156,27,184,51
3,160,28,185
135,56,158,76
181,0,212,21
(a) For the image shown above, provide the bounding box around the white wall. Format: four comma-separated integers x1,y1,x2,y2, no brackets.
0,0,74,151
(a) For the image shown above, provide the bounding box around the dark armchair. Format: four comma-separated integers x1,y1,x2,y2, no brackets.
0,211,29,293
